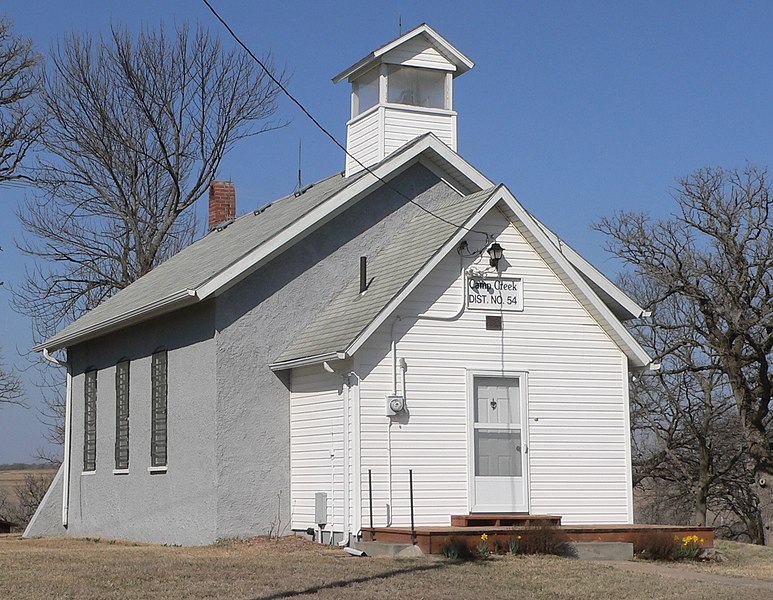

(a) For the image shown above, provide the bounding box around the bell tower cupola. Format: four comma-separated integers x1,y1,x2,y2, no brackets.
333,24,473,177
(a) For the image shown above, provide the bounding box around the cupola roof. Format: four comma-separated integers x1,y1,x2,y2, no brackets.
332,23,474,84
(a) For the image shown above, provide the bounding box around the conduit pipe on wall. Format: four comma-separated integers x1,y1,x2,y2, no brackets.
386,249,470,527
42,348,72,528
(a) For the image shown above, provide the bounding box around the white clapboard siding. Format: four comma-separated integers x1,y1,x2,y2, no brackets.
382,36,456,71
345,109,381,176
384,107,456,154
290,366,344,532
354,207,632,528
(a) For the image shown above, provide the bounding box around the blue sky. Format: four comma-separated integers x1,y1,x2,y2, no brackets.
1,1,773,462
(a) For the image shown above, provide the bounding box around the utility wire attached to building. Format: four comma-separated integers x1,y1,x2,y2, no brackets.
201,0,492,239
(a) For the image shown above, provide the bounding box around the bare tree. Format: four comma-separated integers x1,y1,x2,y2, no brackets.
0,350,23,406
0,487,13,523
0,16,40,183
0,471,54,528
596,165,773,542
0,16,38,407
15,24,285,341
13,471,53,527
623,274,754,533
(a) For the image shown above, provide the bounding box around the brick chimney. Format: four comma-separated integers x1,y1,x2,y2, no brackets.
208,181,236,230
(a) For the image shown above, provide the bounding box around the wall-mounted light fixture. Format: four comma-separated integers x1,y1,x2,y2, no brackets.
487,242,504,269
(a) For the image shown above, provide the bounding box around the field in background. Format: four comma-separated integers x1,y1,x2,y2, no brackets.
0,468,57,496
0,466,57,529
1,536,773,600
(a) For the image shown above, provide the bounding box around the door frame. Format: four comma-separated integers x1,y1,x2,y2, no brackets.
466,370,530,514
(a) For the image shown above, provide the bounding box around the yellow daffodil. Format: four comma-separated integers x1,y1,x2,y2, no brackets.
480,533,488,541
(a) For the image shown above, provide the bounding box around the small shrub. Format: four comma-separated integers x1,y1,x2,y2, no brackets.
634,530,677,560
493,538,507,555
508,535,522,555
442,536,473,560
517,526,575,558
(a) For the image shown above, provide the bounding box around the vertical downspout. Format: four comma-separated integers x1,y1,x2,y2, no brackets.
43,348,72,528
351,370,362,539
324,361,356,545
340,375,351,545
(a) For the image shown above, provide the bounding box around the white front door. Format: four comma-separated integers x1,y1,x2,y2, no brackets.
470,376,528,513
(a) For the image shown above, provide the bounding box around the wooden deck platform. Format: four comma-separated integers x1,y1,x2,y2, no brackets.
362,516,714,555
450,514,562,527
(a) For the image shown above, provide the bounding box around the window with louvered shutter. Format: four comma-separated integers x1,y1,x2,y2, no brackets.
83,370,97,472
115,360,130,470
150,351,167,467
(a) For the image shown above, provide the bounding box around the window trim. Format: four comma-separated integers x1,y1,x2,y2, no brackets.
83,368,98,473
150,349,168,468
114,359,130,471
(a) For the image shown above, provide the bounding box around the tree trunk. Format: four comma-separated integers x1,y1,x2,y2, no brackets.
752,469,773,545
692,486,708,526
692,442,711,526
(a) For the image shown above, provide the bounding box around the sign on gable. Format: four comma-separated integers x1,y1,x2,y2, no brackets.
466,276,523,312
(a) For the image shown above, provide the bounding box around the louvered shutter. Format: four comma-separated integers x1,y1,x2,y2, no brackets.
83,370,97,471
114,361,130,470
150,351,168,467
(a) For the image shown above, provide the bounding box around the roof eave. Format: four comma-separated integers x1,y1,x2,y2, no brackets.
530,215,646,320
35,289,199,353
269,351,348,372
496,193,652,368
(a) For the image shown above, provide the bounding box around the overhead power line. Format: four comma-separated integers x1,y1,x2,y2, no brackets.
201,0,493,240
0,179,33,190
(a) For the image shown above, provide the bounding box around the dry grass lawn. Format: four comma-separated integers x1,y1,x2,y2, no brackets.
675,539,773,581
2,535,773,599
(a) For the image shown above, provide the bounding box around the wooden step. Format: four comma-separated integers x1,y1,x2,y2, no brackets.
450,514,562,527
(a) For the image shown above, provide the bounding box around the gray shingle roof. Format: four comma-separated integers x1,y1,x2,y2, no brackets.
40,171,364,351
274,187,497,365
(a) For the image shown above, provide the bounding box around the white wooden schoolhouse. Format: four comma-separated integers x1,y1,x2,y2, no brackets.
26,24,651,546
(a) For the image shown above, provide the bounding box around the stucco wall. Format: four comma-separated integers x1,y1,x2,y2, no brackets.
28,302,218,545
213,164,457,539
